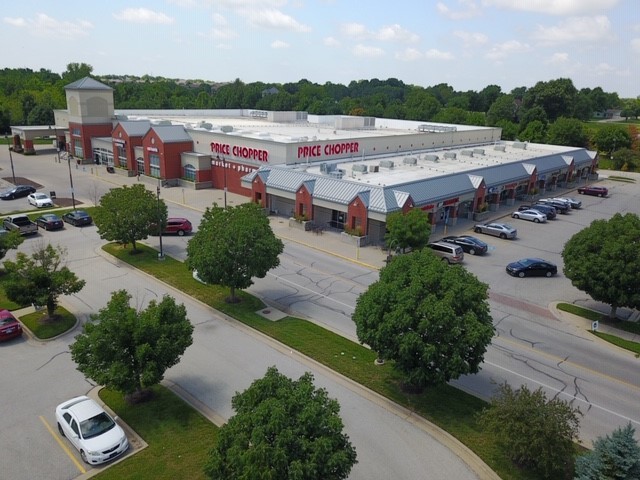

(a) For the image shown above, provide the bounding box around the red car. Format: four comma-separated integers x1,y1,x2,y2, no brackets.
153,217,193,236
0,310,22,342
577,185,608,197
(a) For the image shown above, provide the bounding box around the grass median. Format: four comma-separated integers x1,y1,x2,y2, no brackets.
101,242,542,480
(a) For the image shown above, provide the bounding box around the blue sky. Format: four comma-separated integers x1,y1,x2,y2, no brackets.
2,0,638,98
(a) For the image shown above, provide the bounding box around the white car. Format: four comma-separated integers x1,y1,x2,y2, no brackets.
27,192,53,208
512,209,547,223
55,396,129,465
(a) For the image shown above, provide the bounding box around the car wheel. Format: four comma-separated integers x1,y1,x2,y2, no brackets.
499,233,506,239
512,214,519,219
546,271,553,277
518,271,525,278
57,423,65,437
474,227,482,233
469,248,476,256
80,450,88,464
177,230,185,236
534,218,540,223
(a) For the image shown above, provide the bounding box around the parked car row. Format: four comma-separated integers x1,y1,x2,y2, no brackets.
434,186,608,276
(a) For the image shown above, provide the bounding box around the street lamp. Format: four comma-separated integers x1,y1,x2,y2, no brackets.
157,183,164,260
67,155,76,210
5,134,16,184
50,125,61,163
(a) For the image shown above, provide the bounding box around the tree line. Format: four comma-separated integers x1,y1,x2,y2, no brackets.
2,63,638,144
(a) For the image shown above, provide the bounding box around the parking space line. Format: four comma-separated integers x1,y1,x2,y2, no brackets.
39,415,87,474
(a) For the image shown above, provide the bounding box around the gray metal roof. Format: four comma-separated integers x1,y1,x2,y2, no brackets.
65,77,113,91
151,125,192,143
525,153,574,174
467,162,531,187
117,120,151,137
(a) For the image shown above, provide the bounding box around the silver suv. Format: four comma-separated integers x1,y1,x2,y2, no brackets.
427,241,464,264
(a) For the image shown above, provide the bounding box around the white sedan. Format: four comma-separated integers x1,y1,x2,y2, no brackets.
511,209,547,223
27,192,53,208
55,396,129,465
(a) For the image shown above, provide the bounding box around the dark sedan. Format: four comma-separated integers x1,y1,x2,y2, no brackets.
441,235,488,255
35,213,64,231
62,210,92,227
506,258,558,278
0,310,22,342
0,185,36,200
536,198,570,214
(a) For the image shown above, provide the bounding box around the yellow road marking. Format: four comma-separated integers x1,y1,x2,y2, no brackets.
39,416,87,474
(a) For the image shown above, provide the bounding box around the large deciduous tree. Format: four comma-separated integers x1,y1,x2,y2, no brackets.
574,423,640,480
352,248,494,391
478,383,581,479
592,124,631,156
0,229,24,260
562,213,640,319
384,208,430,253
547,117,589,147
93,183,167,252
3,243,85,318
204,366,357,480
70,290,193,401
186,202,283,303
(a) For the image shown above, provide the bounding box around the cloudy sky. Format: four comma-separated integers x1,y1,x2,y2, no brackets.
2,0,638,98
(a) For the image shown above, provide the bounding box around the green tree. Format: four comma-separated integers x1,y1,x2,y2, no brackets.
352,248,494,391
497,119,519,140
547,117,589,147
562,213,640,318
70,290,193,400
611,148,640,171
478,383,581,479
574,423,640,480
522,78,578,121
384,208,430,253
518,119,547,143
592,124,631,156
204,366,357,480
486,94,518,126
93,184,167,252
3,244,85,317
186,203,284,303
0,229,24,260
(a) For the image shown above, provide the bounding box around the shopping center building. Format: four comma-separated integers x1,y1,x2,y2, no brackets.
9,77,599,244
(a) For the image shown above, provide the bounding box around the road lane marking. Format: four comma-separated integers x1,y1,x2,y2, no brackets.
39,416,87,474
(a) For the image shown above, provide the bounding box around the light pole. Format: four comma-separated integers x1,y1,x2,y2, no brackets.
386,239,399,265
5,134,16,184
50,125,61,163
67,155,76,210
157,183,164,260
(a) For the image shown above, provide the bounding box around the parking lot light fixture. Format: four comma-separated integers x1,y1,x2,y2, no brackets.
5,134,16,184
157,183,164,260
67,155,76,210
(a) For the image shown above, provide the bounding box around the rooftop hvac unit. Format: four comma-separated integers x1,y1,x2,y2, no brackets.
494,145,506,152
403,156,417,165
369,165,379,173
379,160,395,169
329,170,344,179
461,150,474,157
444,152,457,159
220,125,233,133
425,154,439,162
352,164,368,173
513,141,527,149
473,148,485,155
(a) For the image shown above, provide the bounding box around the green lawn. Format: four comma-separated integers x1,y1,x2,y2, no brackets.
19,306,76,339
101,242,549,480
94,386,217,480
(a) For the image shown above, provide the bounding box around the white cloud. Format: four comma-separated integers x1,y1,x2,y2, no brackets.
340,22,418,43
485,40,531,60
396,48,423,61
210,13,236,39
593,62,616,75
245,8,311,32
323,36,340,47
532,16,611,45
453,30,489,46
546,52,569,64
271,40,289,48
113,8,174,24
3,17,27,27
352,44,385,57
482,0,619,15
425,48,454,60
436,0,481,20
631,38,640,53
4,13,93,37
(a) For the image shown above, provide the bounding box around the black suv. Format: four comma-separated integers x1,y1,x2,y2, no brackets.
536,199,570,214
518,204,557,219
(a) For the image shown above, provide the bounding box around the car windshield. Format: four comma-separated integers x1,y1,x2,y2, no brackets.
0,317,15,326
74,211,88,217
519,259,538,267
35,194,47,199
80,412,115,439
